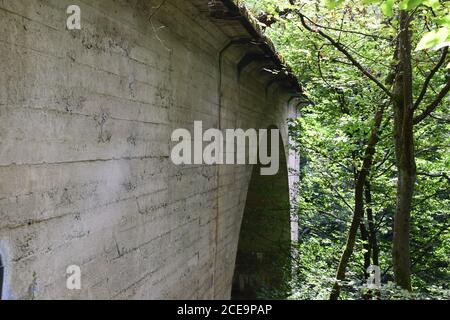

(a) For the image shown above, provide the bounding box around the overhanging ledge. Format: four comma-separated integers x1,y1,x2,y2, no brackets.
204,0,302,94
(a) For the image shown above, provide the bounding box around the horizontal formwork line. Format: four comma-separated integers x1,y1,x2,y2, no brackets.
0,187,169,232
0,2,171,68
74,0,220,64
0,105,171,127
0,6,59,31
0,155,170,169
109,217,202,264
0,41,170,101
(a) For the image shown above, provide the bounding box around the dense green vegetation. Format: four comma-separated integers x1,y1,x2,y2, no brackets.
242,0,450,299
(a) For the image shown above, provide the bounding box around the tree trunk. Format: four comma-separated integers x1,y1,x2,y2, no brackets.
365,181,381,299
360,222,371,277
392,11,416,291
360,221,374,300
329,103,386,300
365,181,379,267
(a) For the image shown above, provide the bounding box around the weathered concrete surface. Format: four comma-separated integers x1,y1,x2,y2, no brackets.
0,0,299,299
232,133,291,299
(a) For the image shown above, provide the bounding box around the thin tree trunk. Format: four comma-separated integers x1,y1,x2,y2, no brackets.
360,222,371,277
365,181,380,299
356,167,371,277
329,103,386,300
392,11,416,291
360,221,373,300
365,181,379,266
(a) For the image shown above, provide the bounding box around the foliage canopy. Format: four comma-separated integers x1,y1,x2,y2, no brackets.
242,0,450,299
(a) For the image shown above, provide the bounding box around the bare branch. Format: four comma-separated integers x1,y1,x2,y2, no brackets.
413,80,450,124
416,171,450,182
413,47,448,110
430,114,450,123
298,12,394,99
283,12,392,41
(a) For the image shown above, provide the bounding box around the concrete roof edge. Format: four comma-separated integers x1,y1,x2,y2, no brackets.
215,0,302,93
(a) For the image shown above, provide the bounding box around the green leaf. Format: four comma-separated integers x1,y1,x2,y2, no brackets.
423,0,440,10
381,0,395,17
400,0,423,10
415,27,450,51
437,15,450,29
324,0,345,9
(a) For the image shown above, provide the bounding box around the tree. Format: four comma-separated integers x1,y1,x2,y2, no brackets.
243,0,450,299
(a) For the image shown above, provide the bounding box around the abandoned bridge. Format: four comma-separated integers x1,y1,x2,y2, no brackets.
0,0,302,299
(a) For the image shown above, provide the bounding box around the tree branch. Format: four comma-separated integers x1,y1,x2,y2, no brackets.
278,7,392,41
298,13,394,99
416,171,450,182
413,79,450,124
413,47,448,110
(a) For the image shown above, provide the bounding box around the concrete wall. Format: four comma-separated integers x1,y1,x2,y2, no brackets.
232,132,291,299
0,0,296,300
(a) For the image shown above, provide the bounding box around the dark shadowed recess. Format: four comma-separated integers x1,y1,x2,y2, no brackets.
0,254,4,300
231,128,291,300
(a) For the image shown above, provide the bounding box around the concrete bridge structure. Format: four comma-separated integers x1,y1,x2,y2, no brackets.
0,0,301,299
